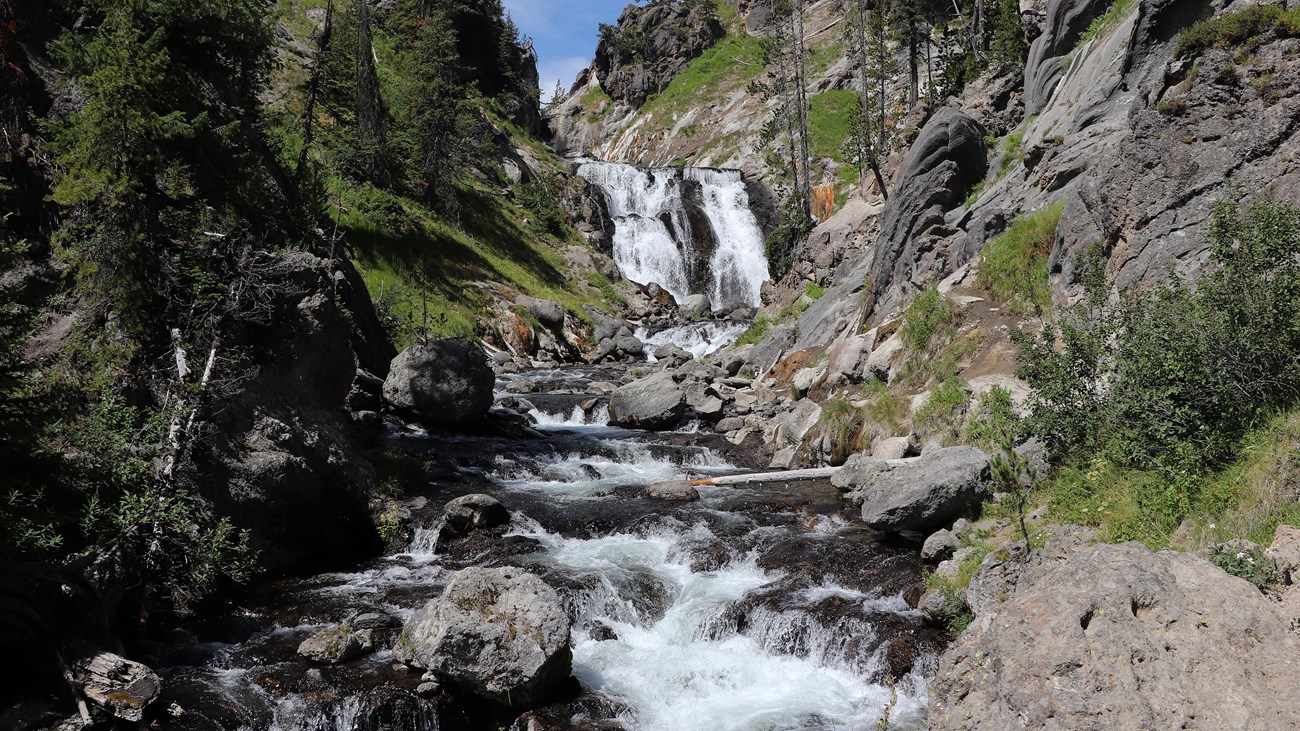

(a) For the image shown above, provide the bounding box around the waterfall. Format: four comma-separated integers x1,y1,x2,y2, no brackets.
576,161,770,310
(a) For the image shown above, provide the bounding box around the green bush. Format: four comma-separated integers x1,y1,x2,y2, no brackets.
1175,4,1300,58
964,386,1023,451
1016,200,1300,478
900,286,958,351
914,378,972,440
1208,543,1279,590
978,202,1063,315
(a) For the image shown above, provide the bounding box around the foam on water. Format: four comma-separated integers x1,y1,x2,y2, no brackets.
528,403,611,428
576,161,769,309
637,320,750,360
508,520,928,731
490,440,731,497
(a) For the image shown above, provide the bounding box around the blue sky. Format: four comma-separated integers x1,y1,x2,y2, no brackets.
503,0,632,101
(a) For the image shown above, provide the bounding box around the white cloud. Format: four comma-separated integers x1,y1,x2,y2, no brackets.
538,56,591,102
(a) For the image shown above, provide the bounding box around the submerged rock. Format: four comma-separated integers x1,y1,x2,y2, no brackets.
298,625,375,665
383,339,495,429
608,371,686,430
645,480,701,501
441,493,512,540
395,566,573,709
929,542,1300,730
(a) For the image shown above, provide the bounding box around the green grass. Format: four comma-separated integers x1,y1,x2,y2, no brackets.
715,0,740,28
804,281,827,300
1078,0,1139,46
900,286,959,352
809,40,844,76
977,201,1064,315
1175,4,1300,58
914,378,972,442
808,90,858,162
640,33,764,122
579,85,613,122
734,314,772,346
997,129,1025,177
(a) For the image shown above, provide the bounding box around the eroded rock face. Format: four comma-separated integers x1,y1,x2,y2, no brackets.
608,370,686,430
383,339,495,429
395,567,573,709
868,108,988,316
929,542,1300,730
1023,0,1112,116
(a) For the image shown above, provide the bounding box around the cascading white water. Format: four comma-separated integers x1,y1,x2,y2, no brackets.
636,320,750,360
504,518,930,731
576,161,770,309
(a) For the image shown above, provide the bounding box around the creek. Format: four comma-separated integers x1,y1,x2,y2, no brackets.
153,364,944,731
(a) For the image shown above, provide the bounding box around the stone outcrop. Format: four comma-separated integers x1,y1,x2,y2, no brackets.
834,447,991,534
929,542,1300,730
1023,0,1112,116
395,567,573,709
607,370,687,430
178,252,389,571
868,108,988,317
383,339,495,429
593,1,724,108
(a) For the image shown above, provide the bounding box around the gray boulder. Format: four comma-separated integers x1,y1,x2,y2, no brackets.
441,494,512,539
383,339,495,428
298,625,375,664
395,567,573,708
921,528,958,562
929,542,1300,730
608,371,686,430
839,447,991,534
646,480,701,501
680,293,711,317
515,296,565,330
867,108,987,316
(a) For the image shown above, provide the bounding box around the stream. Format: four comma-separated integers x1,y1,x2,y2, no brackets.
153,362,943,730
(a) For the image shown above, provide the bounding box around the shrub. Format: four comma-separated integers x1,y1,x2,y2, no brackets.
1175,4,1300,58
978,202,1063,315
1208,543,1279,590
964,386,1023,451
914,377,972,441
804,281,827,300
1016,200,1300,477
900,286,958,352
819,398,864,462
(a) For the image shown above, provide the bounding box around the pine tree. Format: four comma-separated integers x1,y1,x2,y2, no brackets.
844,0,892,200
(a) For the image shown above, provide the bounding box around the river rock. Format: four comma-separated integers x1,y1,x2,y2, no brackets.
838,447,991,534
654,342,692,366
298,625,375,664
646,480,701,501
383,339,495,428
68,650,160,722
680,293,711,317
441,494,512,539
921,529,958,562
608,370,686,430
395,567,573,708
715,416,744,433
515,296,564,330
928,542,1300,730
864,334,905,382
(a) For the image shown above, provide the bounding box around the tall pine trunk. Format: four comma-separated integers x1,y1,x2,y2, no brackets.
296,0,334,183
356,0,387,184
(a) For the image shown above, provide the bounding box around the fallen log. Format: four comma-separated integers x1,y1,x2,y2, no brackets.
683,466,841,487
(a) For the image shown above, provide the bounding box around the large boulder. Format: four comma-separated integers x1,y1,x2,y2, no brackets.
395,567,573,708
867,108,987,316
836,447,990,534
929,542,1300,730
383,339,495,429
515,296,564,330
607,370,686,430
